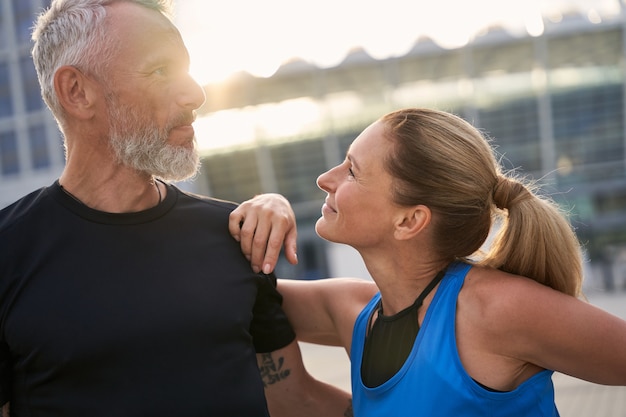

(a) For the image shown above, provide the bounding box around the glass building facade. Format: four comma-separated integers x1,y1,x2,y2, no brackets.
0,0,62,208
197,13,626,285
1,1,625,287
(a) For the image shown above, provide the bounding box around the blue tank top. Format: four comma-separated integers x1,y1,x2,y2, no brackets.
350,261,560,417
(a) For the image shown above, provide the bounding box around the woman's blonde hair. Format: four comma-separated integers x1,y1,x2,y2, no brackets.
380,108,583,297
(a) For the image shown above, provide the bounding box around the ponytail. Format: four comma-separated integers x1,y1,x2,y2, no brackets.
480,175,583,297
380,108,584,298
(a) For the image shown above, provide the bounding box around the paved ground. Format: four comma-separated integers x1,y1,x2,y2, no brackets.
299,290,626,416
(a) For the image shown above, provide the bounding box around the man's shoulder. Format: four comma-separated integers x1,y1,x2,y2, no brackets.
174,186,239,212
0,187,49,234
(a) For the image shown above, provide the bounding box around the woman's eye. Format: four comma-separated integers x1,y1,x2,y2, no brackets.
348,168,355,177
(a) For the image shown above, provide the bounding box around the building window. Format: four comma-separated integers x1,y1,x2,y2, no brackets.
0,1,6,49
0,131,20,176
0,63,13,118
275,230,329,281
12,0,35,44
552,84,624,184
20,55,43,111
478,97,542,173
270,139,326,204
202,149,263,202
29,124,50,169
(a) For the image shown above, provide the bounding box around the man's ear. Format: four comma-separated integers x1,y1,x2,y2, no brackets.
54,65,98,119
394,205,431,240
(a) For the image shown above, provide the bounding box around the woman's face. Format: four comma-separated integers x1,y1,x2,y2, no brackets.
316,121,403,250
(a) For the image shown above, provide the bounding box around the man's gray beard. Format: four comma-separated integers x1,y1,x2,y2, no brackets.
107,103,199,182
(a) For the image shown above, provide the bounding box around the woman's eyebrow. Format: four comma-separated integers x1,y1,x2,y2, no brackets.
347,154,360,172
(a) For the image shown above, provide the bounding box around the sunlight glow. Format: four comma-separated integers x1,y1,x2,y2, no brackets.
195,98,323,152
174,0,619,152
175,0,617,85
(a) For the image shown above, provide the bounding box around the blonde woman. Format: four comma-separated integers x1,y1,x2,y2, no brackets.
237,108,626,416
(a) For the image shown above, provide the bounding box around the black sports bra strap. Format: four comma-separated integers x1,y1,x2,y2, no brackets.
413,268,446,310
377,268,446,318
362,266,448,388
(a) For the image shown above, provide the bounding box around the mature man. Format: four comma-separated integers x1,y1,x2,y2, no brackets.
0,0,350,415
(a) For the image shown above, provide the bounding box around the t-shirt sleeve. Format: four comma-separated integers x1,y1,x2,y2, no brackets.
250,273,296,353
0,341,11,406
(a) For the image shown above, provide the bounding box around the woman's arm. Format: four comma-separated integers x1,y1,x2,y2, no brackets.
472,270,626,386
258,340,353,417
278,278,377,351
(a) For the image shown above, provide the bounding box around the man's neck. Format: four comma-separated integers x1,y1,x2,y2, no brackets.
59,169,163,213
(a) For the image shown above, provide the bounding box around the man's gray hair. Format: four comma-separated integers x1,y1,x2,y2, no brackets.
31,0,174,123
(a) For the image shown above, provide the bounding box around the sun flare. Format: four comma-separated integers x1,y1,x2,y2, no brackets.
174,0,616,152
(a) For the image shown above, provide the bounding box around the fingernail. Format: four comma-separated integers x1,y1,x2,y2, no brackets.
252,265,260,273
263,264,272,274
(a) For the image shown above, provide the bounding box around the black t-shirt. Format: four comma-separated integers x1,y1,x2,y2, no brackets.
0,181,295,416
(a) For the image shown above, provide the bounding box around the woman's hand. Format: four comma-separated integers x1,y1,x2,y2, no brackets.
229,193,298,274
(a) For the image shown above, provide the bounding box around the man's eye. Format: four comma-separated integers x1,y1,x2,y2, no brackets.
348,168,355,177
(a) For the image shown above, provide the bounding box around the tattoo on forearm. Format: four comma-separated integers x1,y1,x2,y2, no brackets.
344,399,353,417
258,352,291,387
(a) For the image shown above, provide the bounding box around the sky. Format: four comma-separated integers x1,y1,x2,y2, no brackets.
173,0,620,86
172,0,621,152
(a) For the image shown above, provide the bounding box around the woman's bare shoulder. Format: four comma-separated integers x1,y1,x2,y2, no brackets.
459,266,560,329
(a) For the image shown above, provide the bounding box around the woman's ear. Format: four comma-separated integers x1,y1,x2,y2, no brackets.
54,65,98,120
394,205,431,240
